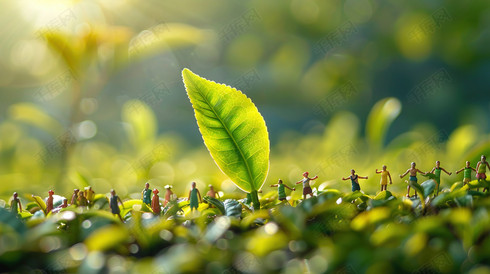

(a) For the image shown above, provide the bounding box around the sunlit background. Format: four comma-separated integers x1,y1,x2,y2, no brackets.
1,0,490,201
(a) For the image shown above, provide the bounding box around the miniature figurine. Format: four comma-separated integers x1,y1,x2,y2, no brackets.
188,182,202,212
52,198,68,214
78,191,88,207
10,192,22,215
151,188,161,215
476,155,490,192
296,172,318,199
270,179,295,205
400,162,427,198
46,190,54,214
375,165,392,192
456,161,477,187
60,198,68,208
109,189,124,222
428,161,452,196
206,185,220,199
342,169,368,192
85,186,95,205
163,185,175,207
70,189,79,206
142,182,151,205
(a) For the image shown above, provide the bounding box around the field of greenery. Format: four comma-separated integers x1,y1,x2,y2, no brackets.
1,0,490,273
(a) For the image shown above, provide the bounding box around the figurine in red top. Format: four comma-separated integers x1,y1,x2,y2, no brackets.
151,188,161,215
296,172,318,199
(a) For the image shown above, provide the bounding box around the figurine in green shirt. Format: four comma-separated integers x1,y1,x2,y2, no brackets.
10,192,22,215
110,189,124,222
142,182,152,205
270,179,295,205
188,182,202,211
428,161,452,196
455,161,476,187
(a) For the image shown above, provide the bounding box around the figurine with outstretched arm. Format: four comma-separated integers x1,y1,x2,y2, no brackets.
400,162,426,198
342,169,368,192
456,161,476,188
296,172,318,199
376,165,392,192
428,161,452,196
270,179,295,205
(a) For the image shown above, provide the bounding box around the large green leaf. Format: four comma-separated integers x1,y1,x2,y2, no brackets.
182,68,270,193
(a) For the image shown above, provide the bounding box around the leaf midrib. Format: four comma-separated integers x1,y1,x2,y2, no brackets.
195,82,255,191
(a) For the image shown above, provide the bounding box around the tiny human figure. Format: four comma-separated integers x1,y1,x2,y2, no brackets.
151,189,161,215
400,162,427,198
52,198,68,214
188,182,202,212
46,190,54,214
455,161,477,187
70,189,79,206
206,185,220,199
60,198,68,208
85,186,95,205
428,161,452,196
10,192,23,215
163,185,174,207
342,169,368,192
476,155,490,192
110,189,124,222
376,165,392,192
270,179,295,205
78,191,88,207
142,182,151,205
296,172,318,200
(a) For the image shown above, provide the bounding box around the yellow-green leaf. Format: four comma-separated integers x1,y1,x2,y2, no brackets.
366,98,401,148
85,225,128,251
31,195,47,215
182,68,270,193
122,100,157,150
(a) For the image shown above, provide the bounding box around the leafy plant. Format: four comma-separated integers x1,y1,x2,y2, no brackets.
182,68,270,209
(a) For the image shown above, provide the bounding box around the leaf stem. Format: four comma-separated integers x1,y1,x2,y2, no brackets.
251,190,260,210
